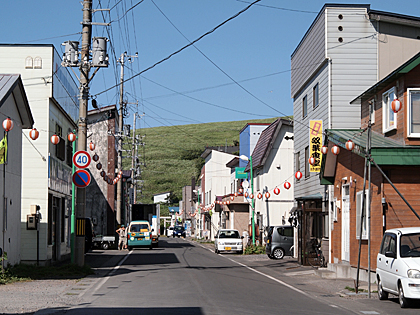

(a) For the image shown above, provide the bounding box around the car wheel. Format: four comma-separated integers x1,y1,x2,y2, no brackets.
377,277,388,300
102,242,109,250
399,283,410,308
273,248,285,260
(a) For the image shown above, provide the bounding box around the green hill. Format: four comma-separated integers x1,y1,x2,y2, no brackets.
126,117,279,204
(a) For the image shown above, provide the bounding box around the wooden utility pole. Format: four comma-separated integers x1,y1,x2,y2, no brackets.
75,0,92,267
116,52,125,226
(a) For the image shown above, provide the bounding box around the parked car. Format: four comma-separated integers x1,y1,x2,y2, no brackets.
167,226,174,237
173,225,186,238
376,227,420,308
214,229,243,254
265,225,294,260
127,220,153,250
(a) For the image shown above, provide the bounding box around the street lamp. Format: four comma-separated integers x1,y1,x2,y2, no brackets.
193,188,201,239
240,155,255,246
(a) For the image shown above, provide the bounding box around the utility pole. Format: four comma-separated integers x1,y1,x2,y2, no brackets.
74,0,92,267
131,113,137,204
116,52,138,226
62,0,109,266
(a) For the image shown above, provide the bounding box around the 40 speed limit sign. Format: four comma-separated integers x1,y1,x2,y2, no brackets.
73,150,91,168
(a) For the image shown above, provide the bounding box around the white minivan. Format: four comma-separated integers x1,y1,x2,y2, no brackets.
376,227,420,308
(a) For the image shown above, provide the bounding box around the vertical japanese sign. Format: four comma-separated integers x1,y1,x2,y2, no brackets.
309,120,323,172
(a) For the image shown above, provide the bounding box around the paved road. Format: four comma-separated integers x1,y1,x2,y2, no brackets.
34,237,420,315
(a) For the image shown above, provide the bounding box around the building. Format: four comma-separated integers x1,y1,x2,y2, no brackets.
0,74,34,267
153,191,171,204
0,44,79,264
243,118,294,241
321,52,420,280
86,105,119,237
291,4,420,266
239,123,270,168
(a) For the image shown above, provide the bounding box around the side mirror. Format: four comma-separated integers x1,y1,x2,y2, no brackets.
385,251,396,258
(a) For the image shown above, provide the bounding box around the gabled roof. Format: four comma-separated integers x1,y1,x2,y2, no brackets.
0,74,34,129
244,118,293,172
226,156,239,168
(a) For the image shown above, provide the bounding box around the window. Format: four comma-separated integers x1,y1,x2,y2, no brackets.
407,89,420,137
332,198,337,222
34,56,42,69
295,151,300,171
55,124,65,161
25,56,33,69
302,95,308,118
382,87,397,133
356,190,369,240
304,146,309,178
368,99,375,124
313,84,319,108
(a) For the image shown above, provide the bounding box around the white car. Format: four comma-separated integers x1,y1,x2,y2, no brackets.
167,226,174,237
376,227,420,308
214,229,243,254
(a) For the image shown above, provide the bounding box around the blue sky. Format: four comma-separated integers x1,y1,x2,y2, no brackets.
2,1,420,131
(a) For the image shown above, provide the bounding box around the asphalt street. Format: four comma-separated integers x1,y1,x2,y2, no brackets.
31,237,420,315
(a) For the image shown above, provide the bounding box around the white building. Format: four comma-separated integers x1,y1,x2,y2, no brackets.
0,44,78,264
0,74,34,267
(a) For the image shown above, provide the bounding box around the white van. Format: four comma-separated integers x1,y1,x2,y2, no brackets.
377,227,420,308
214,229,243,254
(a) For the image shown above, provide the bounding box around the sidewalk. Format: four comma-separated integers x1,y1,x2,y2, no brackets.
0,250,128,315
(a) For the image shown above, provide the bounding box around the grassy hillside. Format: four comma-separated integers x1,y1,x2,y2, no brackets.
125,117,279,204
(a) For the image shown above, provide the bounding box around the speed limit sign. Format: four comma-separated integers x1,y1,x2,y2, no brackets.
73,150,91,168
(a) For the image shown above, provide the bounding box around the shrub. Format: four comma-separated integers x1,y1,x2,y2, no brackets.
244,245,266,255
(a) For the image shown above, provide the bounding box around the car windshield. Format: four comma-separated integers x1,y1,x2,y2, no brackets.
130,224,149,232
400,233,420,257
174,226,184,231
219,230,240,239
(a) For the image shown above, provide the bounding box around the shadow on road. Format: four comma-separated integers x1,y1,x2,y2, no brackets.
36,307,204,315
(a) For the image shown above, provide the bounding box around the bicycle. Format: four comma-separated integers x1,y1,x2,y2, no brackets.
306,238,326,268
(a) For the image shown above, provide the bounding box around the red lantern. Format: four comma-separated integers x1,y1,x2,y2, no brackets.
265,192,271,199
321,146,328,155
67,132,76,142
230,196,234,201
391,98,402,113
295,171,302,180
239,188,243,194
89,142,95,151
249,194,254,199
244,192,248,198
223,201,226,205
29,128,39,140
100,170,105,177
51,134,60,145
345,140,354,151
331,145,340,155
308,156,316,165
92,154,99,162
257,192,263,199
284,181,291,190
274,187,280,195
234,192,238,197
2,118,13,132
227,200,231,205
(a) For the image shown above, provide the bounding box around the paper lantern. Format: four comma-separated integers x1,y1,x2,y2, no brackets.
295,171,302,180
239,188,243,194
227,200,230,205
100,170,105,177
331,145,340,155
265,192,271,199
104,175,108,181
308,156,316,165
345,140,354,151
29,128,39,140
51,134,60,145
67,132,76,142
234,192,238,197
321,146,328,155
391,98,402,113
244,192,248,198
257,192,263,199
89,142,95,151
223,201,226,205
249,194,254,199
274,187,280,195
107,178,112,185
230,196,234,201
92,153,99,162
284,181,291,190
96,162,102,170
2,118,13,132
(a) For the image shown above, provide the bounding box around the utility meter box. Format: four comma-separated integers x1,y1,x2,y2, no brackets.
27,214,37,230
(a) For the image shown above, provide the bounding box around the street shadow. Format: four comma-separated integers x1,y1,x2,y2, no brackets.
158,239,195,248
388,297,420,309
35,307,203,315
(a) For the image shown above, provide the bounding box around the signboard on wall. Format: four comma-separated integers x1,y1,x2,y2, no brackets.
309,120,323,172
235,167,247,179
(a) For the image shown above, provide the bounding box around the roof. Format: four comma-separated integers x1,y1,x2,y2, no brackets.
0,74,34,129
239,122,271,134
244,118,293,172
325,129,420,165
384,227,420,235
226,156,239,168
201,145,238,159
351,51,420,104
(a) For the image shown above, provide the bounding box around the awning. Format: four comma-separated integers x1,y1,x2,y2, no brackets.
295,193,323,201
